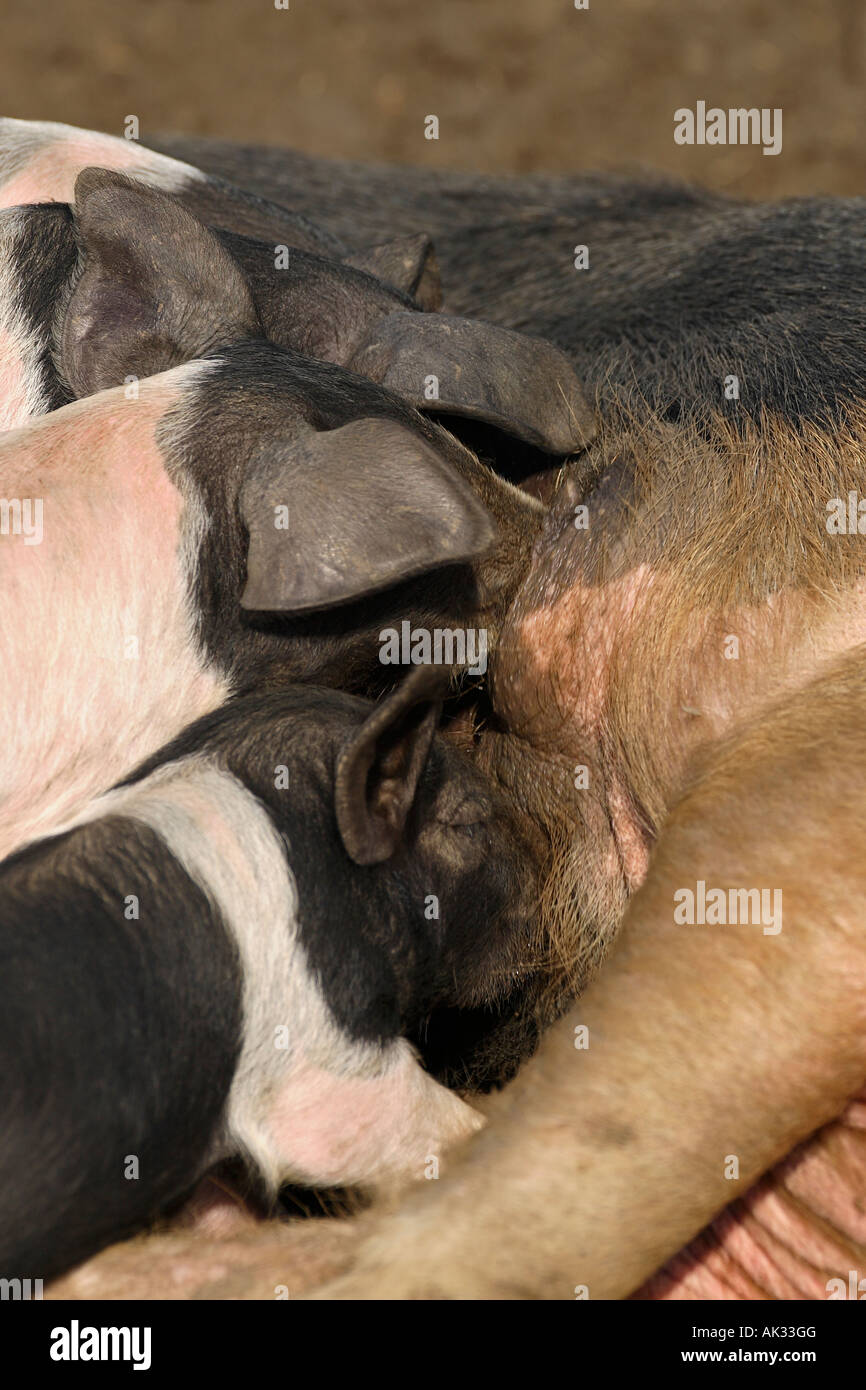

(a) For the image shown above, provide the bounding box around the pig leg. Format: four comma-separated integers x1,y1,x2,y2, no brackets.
46,1218,361,1301
305,654,866,1299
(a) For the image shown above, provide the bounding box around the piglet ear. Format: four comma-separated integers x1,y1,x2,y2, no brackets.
336,664,449,865
239,416,495,613
60,167,261,397
349,311,597,455
345,233,442,311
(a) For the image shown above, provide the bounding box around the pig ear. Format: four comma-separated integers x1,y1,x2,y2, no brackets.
239,416,495,613
336,665,449,864
60,167,261,397
345,233,442,311
349,311,597,454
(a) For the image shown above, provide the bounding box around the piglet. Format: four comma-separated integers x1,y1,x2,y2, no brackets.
0,666,540,1282
0,159,595,456
0,329,543,856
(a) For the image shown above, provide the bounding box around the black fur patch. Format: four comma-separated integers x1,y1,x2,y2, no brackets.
6,203,77,413
154,139,866,430
126,686,535,1054
0,815,242,1279
160,340,483,695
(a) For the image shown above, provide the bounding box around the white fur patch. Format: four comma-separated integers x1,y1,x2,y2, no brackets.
0,117,204,209
62,754,482,1191
0,209,51,430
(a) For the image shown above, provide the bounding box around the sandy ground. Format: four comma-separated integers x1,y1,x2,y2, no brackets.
2,0,864,199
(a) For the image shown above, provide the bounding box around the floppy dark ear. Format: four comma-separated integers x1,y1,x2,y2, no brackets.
345,233,442,311
349,311,597,454
60,167,261,397
236,248,414,366
335,664,449,864
239,416,495,612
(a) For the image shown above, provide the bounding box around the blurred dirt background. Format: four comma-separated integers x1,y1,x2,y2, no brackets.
2,0,864,199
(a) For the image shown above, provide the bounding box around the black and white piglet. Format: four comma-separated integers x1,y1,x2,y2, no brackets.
0,156,595,455
0,668,540,1281
0,333,543,856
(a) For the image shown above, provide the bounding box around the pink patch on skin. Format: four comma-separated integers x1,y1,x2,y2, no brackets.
607,771,650,891
502,559,866,784
177,1177,261,1237
0,369,226,853
0,323,35,431
500,562,866,914
0,134,189,209
502,565,654,741
841,1095,866,1130
263,1049,483,1190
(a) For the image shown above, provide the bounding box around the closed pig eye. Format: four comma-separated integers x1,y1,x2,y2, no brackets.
444,796,491,828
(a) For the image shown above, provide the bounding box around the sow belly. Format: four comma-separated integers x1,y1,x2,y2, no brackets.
637,1087,866,1300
